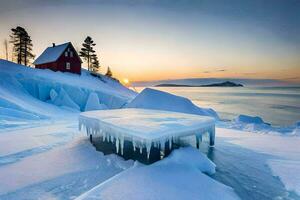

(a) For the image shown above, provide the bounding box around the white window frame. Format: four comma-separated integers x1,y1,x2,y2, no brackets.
70,51,73,57
66,62,71,70
65,51,68,57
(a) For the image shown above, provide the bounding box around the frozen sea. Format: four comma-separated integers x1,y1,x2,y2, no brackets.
134,86,300,126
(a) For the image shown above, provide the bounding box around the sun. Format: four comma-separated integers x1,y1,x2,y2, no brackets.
122,78,130,85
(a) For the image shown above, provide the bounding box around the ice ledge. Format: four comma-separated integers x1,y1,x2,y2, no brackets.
79,108,215,159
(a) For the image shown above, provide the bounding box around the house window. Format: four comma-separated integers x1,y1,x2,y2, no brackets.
66,62,71,70
70,51,73,57
65,51,68,57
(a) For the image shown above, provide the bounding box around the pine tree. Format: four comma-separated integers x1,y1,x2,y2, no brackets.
10,26,34,66
91,54,100,72
79,36,96,71
105,66,112,77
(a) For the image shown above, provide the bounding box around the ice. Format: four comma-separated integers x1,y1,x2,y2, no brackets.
76,147,239,200
125,88,219,119
0,59,136,113
235,115,265,124
52,88,81,111
218,127,300,196
84,92,108,111
218,114,299,135
79,108,215,158
268,160,300,195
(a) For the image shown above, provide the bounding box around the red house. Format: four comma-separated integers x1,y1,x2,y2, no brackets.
34,42,82,74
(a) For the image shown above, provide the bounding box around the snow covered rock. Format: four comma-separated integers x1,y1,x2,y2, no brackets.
84,92,108,111
125,88,219,119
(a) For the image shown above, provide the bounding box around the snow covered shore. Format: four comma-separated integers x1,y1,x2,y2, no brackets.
0,60,299,199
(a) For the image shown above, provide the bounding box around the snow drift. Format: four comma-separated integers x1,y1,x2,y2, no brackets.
125,88,219,119
76,147,238,200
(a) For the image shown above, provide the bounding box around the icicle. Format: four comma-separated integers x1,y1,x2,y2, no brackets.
160,140,165,153
146,142,151,159
115,138,119,153
103,132,106,142
139,145,143,154
132,140,136,152
120,137,124,155
169,138,172,150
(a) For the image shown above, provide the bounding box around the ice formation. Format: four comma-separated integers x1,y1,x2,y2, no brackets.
0,60,136,112
84,92,108,111
125,88,219,119
79,108,215,159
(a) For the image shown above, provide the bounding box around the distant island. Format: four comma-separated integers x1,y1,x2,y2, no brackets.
155,81,243,87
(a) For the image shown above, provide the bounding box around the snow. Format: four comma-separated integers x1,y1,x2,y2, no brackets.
76,147,239,200
0,59,136,122
79,108,215,158
84,92,108,111
1,59,299,199
125,88,219,119
33,42,70,65
218,114,300,136
268,160,300,195
217,127,300,196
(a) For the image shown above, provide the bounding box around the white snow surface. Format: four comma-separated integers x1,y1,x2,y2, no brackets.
218,127,300,196
125,88,219,119
76,147,238,200
33,42,70,65
0,121,133,199
79,108,215,157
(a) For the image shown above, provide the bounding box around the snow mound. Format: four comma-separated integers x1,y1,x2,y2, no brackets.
84,92,108,111
164,146,216,175
76,147,238,200
125,88,219,119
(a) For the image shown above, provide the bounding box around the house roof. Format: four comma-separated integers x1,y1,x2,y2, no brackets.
33,42,71,65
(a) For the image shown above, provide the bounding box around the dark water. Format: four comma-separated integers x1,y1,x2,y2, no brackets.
134,86,300,126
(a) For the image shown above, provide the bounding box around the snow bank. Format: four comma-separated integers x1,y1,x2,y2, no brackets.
0,60,136,114
125,88,219,119
76,147,238,200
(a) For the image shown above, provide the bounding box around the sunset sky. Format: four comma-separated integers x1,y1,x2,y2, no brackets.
0,0,299,83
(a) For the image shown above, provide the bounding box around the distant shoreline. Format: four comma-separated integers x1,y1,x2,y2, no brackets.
155,81,244,87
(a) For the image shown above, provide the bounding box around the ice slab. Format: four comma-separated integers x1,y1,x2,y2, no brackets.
79,108,215,158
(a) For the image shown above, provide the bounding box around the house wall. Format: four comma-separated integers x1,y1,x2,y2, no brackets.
35,44,81,75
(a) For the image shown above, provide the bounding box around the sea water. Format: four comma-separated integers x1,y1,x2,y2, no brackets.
134,86,300,126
